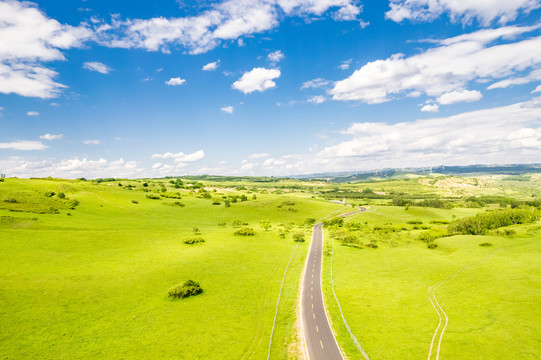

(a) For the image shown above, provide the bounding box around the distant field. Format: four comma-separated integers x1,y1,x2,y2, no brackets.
0,178,342,359
322,205,541,359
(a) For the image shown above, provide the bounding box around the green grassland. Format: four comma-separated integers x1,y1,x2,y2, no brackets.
1,174,540,359
322,204,541,359
0,178,343,359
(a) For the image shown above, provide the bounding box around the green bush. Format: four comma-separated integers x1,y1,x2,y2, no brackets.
212,201,221,205
407,220,423,224
234,227,255,236
172,201,185,207
183,237,205,245
479,242,493,247
430,220,450,224
44,191,55,197
292,231,305,242
146,194,160,200
57,192,65,199
132,200,139,204
427,243,438,249
3,198,18,203
167,280,203,299
418,228,449,243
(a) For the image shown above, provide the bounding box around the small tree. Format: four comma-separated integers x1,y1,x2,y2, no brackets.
260,220,272,231
293,231,305,242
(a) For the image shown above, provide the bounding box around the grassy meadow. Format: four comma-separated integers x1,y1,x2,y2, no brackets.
322,203,541,359
0,177,343,359
1,173,540,359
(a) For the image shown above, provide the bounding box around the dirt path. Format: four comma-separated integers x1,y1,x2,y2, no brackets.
427,249,500,360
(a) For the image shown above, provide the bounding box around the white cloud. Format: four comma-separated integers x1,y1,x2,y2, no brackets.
316,97,541,171
308,95,326,104
0,140,48,151
339,59,352,70
202,60,220,71
487,68,541,89
152,162,162,169
27,111,39,116
165,77,187,86
533,84,541,93
40,133,63,140
150,149,205,163
83,139,100,145
221,105,234,113
248,152,269,159
301,77,331,89
332,3,362,21
232,67,280,94
437,89,483,105
0,0,93,98
267,50,285,63
386,0,541,26
95,0,362,54
83,61,112,74
329,25,541,104
0,156,143,178
421,103,439,112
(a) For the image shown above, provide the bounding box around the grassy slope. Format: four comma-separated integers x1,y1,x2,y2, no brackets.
322,205,541,360
0,178,341,359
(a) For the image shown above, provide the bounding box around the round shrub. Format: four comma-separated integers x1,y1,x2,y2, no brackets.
57,192,66,199
427,243,438,249
168,280,203,299
44,191,55,197
479,242,493,247
183,237,205,245
234,227,255,236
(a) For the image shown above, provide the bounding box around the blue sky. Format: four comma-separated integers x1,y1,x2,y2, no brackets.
1,0,540,178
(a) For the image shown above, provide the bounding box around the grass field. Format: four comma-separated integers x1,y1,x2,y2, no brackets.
1,174,540,359
322,205,541,360
0,178,342,359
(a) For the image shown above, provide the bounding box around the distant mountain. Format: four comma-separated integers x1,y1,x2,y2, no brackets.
293,164,541,182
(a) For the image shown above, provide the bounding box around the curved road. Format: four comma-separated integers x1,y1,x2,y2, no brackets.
301,223,344,360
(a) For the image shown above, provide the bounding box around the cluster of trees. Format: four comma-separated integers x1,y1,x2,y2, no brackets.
448,208,540,235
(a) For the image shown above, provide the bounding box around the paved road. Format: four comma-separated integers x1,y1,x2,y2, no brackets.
301,223,344,360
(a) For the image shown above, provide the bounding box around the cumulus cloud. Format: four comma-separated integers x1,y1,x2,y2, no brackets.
165,77,187,86
220,105,234,113
308,95,326,104
202,60,220,71
95,0,362,54
301,77,331,89
316,97,541,171
0,0,92,98
248,152,269,159
339,59,352,70
83,139,100,145
533,84,541,93
40,133,63,140
267,50,285,63
329,25,541,104
150,149,205,163
437,89,483,105
232,67,280,94
386,0,541,26
0,140,48,151
0,156,143,178
27,111,39,116
83,61,112,74
420,103,439,112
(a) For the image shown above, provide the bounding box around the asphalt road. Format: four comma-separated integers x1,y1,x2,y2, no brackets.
301,223,344,360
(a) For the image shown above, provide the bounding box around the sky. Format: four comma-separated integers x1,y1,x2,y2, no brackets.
1,0,541,178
